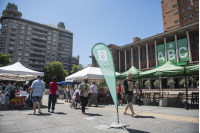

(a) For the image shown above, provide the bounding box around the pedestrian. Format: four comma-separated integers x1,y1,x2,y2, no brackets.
117,82,123,106
19,85,23,91
79,78,89,114
87,82,98,107
5,81,10,94
30,75,45,115
66,85,70,102
7,81,15,96
56,85,60,103
70,84,75,99
48,76,58,113
121,72,138,117
23,82,28,91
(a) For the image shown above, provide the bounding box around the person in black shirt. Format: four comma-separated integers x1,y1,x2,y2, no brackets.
121,72,138,117
23,82,28,91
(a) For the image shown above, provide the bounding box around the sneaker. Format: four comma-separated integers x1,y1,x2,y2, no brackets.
33,111,36,115
51,110,54,113
38,109,42,113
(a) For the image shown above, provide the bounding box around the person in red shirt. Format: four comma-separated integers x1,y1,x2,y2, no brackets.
117,82,123,106
48,76,58,113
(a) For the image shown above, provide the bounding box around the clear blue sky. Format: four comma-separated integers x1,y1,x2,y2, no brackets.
0,0,164,67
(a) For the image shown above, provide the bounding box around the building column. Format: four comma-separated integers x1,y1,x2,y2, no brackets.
131,47,133,66
138,45,141,70
164,37,168,62
186,31,192,62
174,34,179,63
125,50,127,71
154,40,158,66
146,42,149,68
119,51,121,72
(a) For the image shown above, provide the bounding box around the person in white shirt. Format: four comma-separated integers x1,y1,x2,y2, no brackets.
87,82,98,107
70,84,75,99
56,85,60,103
70,89,80,108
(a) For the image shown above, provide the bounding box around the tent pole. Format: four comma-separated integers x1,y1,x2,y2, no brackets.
184,67,189,110
161,76,163,98
138,72,141,106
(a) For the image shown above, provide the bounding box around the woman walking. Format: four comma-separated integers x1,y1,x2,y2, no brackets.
70,84,75,99
79,78,89,114
48,76,58,113
117,82,123,106
87,82,98,107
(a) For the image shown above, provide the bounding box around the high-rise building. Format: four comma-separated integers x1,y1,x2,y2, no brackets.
161,0,199,31
0,3,79,71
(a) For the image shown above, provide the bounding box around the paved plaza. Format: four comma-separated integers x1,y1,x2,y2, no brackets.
0,95,199,133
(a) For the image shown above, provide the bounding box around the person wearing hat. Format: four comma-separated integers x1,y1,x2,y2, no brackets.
30,75,45,115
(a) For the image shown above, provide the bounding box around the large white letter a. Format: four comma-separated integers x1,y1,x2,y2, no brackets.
158,52,165,61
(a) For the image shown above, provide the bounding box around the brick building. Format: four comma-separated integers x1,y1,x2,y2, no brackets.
90,0,199,89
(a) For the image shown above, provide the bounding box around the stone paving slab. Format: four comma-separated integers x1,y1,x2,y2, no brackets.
0,95,199,133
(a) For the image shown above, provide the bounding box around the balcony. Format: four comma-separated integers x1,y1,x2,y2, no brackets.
32,31,47,36
29,67,43,71
30,46,46,51
30,51,45,56
32,26,48,32
31,41,46,46
29,62,45,66
9,53,14,56
32,36,47,41
9,48,14,51
10,32,16,35
30,57,46,61
10,37,15,41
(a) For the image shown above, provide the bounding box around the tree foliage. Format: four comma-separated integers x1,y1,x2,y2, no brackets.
154,80,160,89
135,80,139,87
179,78,189,87
144,80,151,88
43,61,68,88
0,54,12,67
167,80,175,88
70,64,83,75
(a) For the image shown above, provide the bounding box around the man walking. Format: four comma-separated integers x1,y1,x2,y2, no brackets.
30,76,45,115
121,72,138,117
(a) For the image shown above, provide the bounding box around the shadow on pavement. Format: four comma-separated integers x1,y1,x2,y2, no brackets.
87,106,106,108
27,113,52,116
126,128,150,133
54,112,67,115
134,115,155,119
85,113,103,116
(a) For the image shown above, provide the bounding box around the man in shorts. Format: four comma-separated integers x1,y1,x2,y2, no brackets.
121,72,138,117
30,76,45,115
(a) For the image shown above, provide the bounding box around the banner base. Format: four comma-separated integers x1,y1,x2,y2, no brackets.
110,122,128,131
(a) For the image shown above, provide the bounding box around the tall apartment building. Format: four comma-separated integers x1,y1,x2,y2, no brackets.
0,3,79,71
162,0,199,31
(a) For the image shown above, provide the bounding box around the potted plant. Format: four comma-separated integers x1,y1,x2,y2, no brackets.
154,80,160,89
179,78,189,87
144,80,151,89
167,80,175,89
142,80,151,105
196,80,199,88
188,77,197,88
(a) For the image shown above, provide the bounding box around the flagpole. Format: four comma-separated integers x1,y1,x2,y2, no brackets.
117,112,119,124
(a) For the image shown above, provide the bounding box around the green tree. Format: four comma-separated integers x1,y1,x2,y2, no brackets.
135,80,139,87
0,54,12,67
43,61,68,88
167,80,175,88
154,80,160,89
179,78,189,87
144,80,151,89
70,64,83,74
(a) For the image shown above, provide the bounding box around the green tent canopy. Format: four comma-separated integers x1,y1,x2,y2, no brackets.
116,66,143,79
140,60,185,78
185,64,199,74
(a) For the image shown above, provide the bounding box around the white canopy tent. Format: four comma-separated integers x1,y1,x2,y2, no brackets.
0,62,44,81
65,66,120,82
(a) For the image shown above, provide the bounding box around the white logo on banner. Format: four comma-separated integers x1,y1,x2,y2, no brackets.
169,44,173,48
98,50,109,65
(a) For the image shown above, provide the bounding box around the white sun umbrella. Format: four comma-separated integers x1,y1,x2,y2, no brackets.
65,66,120,82
0,62,44,81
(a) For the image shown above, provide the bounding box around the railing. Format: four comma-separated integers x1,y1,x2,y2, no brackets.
30,46,46,51
30,51,45,55
29,62,45,66
32,36,47,41
32,26,48,32
30,57,45,61
32,31,47,36
29,67,43,71
31,41,46,46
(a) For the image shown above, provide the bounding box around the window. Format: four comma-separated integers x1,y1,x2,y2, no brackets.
181,8,185,13
21,27,24,29
186,0,190,2
194,3,199,8
140,48,143,61
21,32,24,35
52,54,55,56
182,16,186,20
189,14,193,18
152,45,155,59
193,33,199,50
19,48,22,51
174,19,179,23
47,57,49,60
126,51,129,64
18,53,21,56
18,58,21,62
188,5,192,10
28,28,31,30
24,59,28,62
195,11,199,16
148,46,151,59
48,43,51,46
26,49,28,51
180,1,184,5
47,53,49,55
144,47,146,60
173,11,178,15
52,58,54,61
27,43,29,46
